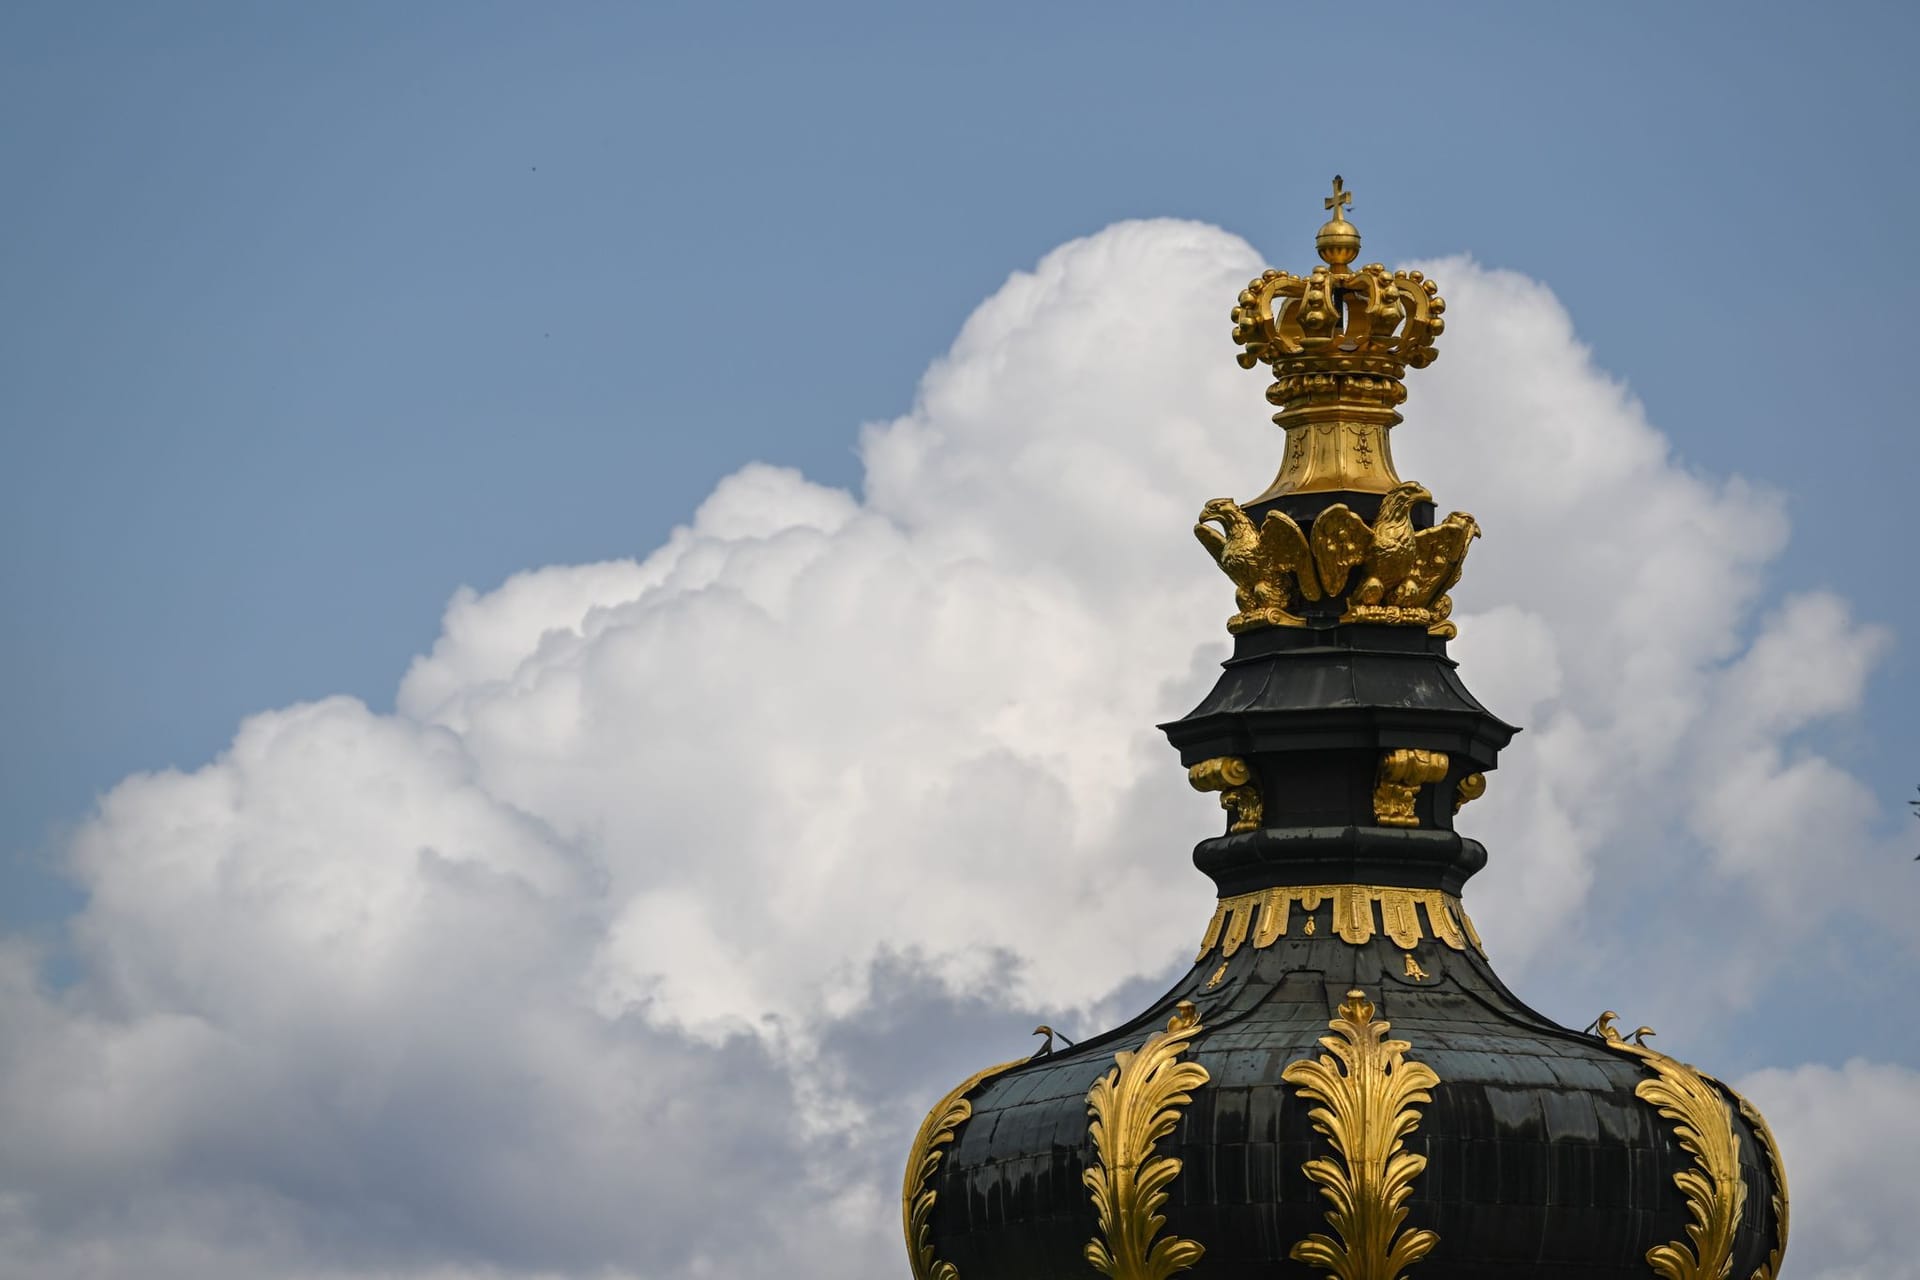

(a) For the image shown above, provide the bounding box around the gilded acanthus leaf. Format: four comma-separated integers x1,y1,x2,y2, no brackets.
1282,989,1439,1280
1594,1014,1745,1280
902,1057,1028,1280
1083,1001,1211,1280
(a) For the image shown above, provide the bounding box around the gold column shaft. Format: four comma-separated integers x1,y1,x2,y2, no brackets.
1256,412,1404,500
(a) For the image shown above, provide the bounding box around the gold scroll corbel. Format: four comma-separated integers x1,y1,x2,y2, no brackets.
1453,773,1485,813
1084,1001,1211,1280
1282,989,1440,1280
1593,1014,1746,1280
1188,757,1263,833
1374,750,1449,827
902,1056,1029,1280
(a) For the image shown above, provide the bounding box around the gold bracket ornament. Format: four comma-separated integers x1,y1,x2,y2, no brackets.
1593,1014,1746,1280
902,1056,1029,1280
1402,953,1429,982
1187,757,1263,832
1374,750,1449,827
1084,1002,1212,1280
1453,773,1485,813
1195,485,1477,639
1282,989,1440,1280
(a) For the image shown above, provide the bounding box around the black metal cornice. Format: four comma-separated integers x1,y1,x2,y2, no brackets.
1162,620,1517,895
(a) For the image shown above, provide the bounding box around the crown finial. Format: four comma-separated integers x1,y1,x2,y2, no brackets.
1324,175,1351,219
1315,174,1361,271
1229,179,1445,499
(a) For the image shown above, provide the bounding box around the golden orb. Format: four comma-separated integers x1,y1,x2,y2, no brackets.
1315,216,1361,270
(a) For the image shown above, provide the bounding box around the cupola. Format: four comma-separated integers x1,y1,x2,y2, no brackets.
902,180,1788,1280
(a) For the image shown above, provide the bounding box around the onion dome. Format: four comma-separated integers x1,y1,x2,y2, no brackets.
902,180,1788,1280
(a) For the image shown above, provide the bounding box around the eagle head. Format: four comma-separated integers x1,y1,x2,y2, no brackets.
1377,482,1432,531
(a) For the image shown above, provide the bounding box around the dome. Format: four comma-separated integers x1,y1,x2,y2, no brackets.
901,180,1789,1280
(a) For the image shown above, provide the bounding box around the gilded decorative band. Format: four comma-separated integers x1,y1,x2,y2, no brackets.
1195,885,1484,961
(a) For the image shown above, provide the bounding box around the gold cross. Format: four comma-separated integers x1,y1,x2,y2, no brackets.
1325,174,1352,221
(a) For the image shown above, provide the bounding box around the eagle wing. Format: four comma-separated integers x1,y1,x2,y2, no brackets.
1193,518,1230,565
1403,513,1481,605
1257,510,1320,600
1310,504,1373,599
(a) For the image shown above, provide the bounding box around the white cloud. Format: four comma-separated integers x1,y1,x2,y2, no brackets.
0,221,1906,1277
1737,1059,1920,1280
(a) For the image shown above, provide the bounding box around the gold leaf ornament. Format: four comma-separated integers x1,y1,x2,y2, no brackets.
1731,1089,1789,1280
1083,1002,1212,1280
901,1057,1028,1280
1282,990,1440,1280
1594,1014,1745,1280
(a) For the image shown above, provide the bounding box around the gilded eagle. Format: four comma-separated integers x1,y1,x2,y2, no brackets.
1312,482,1479,612
1194,498,1319,630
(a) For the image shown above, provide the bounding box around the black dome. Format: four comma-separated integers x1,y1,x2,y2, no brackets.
915,919,1783,1279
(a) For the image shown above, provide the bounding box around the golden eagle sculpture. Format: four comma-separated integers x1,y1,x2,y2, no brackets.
1195,483,1477,638
1314,483,1479,636
1194,498,1318,632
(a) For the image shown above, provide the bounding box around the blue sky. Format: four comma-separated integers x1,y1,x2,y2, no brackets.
6,2,1915,926
1,5,1917,1277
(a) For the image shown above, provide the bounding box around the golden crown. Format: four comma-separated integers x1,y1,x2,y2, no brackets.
1230,177,1445,498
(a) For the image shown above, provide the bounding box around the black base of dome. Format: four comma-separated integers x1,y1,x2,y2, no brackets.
924,903,1779,1280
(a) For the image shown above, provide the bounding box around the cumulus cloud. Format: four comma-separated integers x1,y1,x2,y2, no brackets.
1737,1059,1920,1280
0,221,1908,1278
